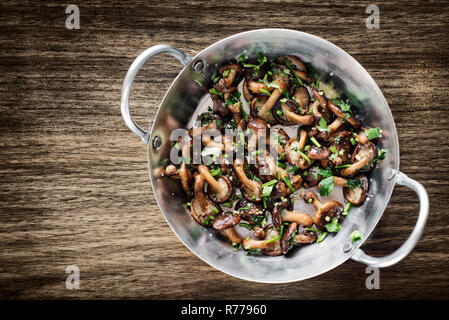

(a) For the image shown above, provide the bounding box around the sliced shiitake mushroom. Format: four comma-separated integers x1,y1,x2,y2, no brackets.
303,165,322,188
294,230,318,244
191,174,221,227
233,158,262,202
213,212,242,244
242,224,282,256
302,191,343,230
281,222,298,254
285,138,313,170
341,175,369,205
198,164,233,204
327,100,361,129
341,141,377,177
218,63,242,88
235,199,264,223
255,65,289,118
250,95,277,124
292,87,310,114
307,145,331,160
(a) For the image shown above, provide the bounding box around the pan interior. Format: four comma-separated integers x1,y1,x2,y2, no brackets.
148,29,399,283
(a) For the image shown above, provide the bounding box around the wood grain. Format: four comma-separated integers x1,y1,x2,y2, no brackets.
1,0,449,299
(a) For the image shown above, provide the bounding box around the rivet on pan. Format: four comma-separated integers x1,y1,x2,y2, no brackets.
386,169,396,181
193,60,205,72
343,242,353,253
152,135,162,149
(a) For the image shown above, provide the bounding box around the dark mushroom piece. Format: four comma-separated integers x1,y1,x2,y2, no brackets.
281,222,298,254
255,151,288,182
303,165,322,188
292,87,310,114
211,94,232,121
327,100,361,129
293,230,318,244
191,174,221,227
302,191,343,230
271,201,291,228
218,63,242,88
213,212,242,244
253,227,265,239
242,224,282,256
235,199,264,223
311,89,334,124
307,145,331,160
198,164,233,204
233,158,262,202
341,141,377,177
329,130,353,166
279,55,311,82
269,128,290,156
179,162,194,198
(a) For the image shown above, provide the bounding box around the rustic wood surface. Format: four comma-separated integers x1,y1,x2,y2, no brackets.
1,0,448,299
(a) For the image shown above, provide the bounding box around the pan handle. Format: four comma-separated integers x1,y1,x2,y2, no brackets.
351,171,429,267
120,44,193,144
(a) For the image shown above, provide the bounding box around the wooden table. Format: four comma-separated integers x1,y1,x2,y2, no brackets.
1,0,448,299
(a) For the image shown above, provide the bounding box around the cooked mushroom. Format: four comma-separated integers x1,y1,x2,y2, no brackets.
250,95,277,124
280,208,314,226
329,130,353,166
285,138,313,170
165,164,179,178
326,175,369,205
191,173,221,227
280,222,299,254
302,191,343,230
327,100,361,129
279,55,311,82
255,151,288,182
233,158,262,202
307,145,331,160
253,226,265,239
235,199,264,223
303,165,322,188
198,164,233,203
179,162,193,197
213,212,242,244
341,141,377,177
275,99,314,125
218,63,242,88
242,224,282,256
292,87,310,113
255,65,289,118
211,95,232,120
294,230,318,244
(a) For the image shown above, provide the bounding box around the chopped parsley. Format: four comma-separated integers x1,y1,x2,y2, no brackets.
324,217,341,233
350,230,363,242
317,118,330,132
318,176,334,196
365,127,381,140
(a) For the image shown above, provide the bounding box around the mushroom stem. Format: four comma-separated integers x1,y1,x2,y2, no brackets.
258,88,283,116
303,191,323,209
294,233,317,244
328,117,344,132
282,105,314,125
312,88,327,111
242,238,272,250
198,164,222,192
226,227,242,244
355,131,369,144
233,158,262,201
298,129,308,150
341,157,369,177
281,210,314,226
194,174,210,210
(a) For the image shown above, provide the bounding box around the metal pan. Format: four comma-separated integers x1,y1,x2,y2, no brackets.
121,29,429,283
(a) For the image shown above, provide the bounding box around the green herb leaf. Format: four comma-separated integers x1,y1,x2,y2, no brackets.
365,127,381,140
350,230,363,242
317,118,330,132
318,176,334,196
324,217,341,233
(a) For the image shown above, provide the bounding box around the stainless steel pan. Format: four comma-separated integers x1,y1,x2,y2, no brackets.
120,29,429,283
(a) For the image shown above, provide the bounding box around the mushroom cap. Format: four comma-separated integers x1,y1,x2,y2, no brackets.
235,199,264,223
272,99,297,125
206,174,233,204
212,95,232,121
278,55,307,72
293,87,310,113
343,175,369,205
314,200,344,230
351,141,378,173
281,222,298,254
329,130,353,165
247,116,268,133
294,230,318,244
284,138,302,166
307,145,331,160
191,197,222,227
303,166,322,188
262,224,282,256
212,212,241,230
271,201,292,228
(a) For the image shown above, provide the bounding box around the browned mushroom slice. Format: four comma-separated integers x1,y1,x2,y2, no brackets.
280,222,298,254
285,138,313,170
327,100,361,129
302,191,343,230
165,164,179,178
253,227,265,239
292,87,310,114
255,151,288,182
242,224,282,256
179,162,193,197
211,95,232,121
233,158,262,202
307,145,331,160
227,100,243,124
235,199,264,223
191,174,221,227
329,130,353,166
218,63,242,88
281,209,314,227
271,201,290,228
279,55,307,72
212,212,242,244
242,80,254,102
250,96,277,124
303,166,322,188
246,80,273,95
341,141,377,176
355,129,370,144
279,99,314,125
198,165,233,204
294,231,318,244
342,175,369,205
311,87,328,111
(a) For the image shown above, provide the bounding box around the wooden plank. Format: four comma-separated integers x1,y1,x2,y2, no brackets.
0,0,448,299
